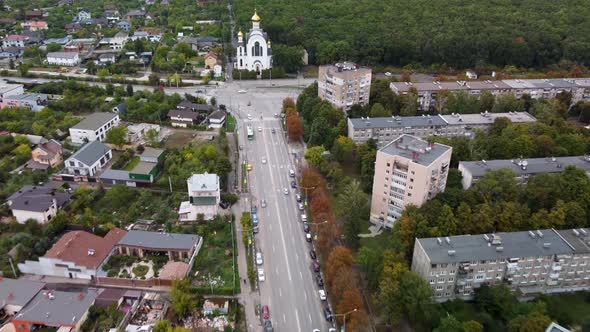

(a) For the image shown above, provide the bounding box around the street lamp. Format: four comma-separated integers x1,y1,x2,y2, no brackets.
310,220,328,241
299,185,316,206
333,308,358,332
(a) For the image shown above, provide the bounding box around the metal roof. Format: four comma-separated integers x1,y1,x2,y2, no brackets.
47,52,78,59
141,147,164,159
379,134,451,166
0,278,45,308
14,289,99,326
130,161,156,175
68,141,111,166
188,173,219,191
417,229,574,264
459,156,590,178
348,115,447,130
71,112,118,131
100,169,131,181
554,228,590,254
117,230,201,251
8,185,70,212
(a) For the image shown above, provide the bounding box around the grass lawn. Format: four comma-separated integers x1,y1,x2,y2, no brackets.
359,223,391,252
226,113,236,132
123,156,140,171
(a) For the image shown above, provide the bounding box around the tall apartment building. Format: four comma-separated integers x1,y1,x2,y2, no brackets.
348,112,536,146
458,156,590,189
318,62,372,111
390,78,590,112
411,228,590,302
370,135,452,228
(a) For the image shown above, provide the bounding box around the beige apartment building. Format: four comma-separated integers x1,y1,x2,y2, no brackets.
411,228,590,302
370,134,452,228
318,62,372,111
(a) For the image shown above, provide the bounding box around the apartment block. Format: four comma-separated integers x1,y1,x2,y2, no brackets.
458,156,590,189
69,112,120,145
390,78,590,112
348,111,536,147
370,134,452,228
318,62,372,111
411,228,590,302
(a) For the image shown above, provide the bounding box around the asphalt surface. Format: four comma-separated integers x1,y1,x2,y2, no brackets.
216,87,331,332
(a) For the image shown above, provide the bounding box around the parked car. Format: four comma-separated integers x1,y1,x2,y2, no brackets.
289,169,295,177
313,261,320,272
257,268,265,281
262,305,270,319
251,206,258,214
256,252,263,265
298,203,304,211
306,233,312,242
261,199,267,208
264,320,273,332
323,307,332,322
283,188,289,195
303,222,310,233
258,126,262,132
291,181,297,189
310,249,317,260
316,275,324,287
384,72,392,77
319,289,327,301
271,128,276,134
296,194,302,202
262,157,267,164
274,113,278,118
301,214,307,222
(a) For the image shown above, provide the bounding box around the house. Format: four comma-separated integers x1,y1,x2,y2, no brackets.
46,52,79,66
25,10,43,20
98,53,116,64
167,109,201,127
125,10,146,20
104,10,120,24
116,230,202,261
65,22,82,33
126,123,159,143
177,36,199,51
0,47,23,60
65,140,112,177
177,100,212,112
44,36,72,46
208,110,226,129
178,173,220,221
27,139,63,170
6,185,70,224
11,288,99,332
0,93,49,111
99,35,128,50
112,102,127,114
131,29,162,43
0,17,16,26
0,278,45,316
202,299,229,315
2,35,29,48
204,52,218,69
545,322,571,332
69,112,120,144
100,147,164,186
77,10,91,22
21,21,48,31
117,20,131,32
195,36,220,50
18,228,126,279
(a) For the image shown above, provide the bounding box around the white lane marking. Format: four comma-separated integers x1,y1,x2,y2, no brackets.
283,314,286,324
295,252,299,262
273,244,276,253
275,267,279,276
300,271,303,279
279,288,282,297
304,292,308,301
295,309,301,332
269,223,272,232
309,313,312,323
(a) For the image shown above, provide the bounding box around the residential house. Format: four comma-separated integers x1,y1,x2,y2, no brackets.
6,185,70,224
25,10,43,20
98,53,116,65
0,83,24,98
100,147,164,187
204,52,218,69
69,112,120,144
104,10,121,24
167,109,202,127
126,123,159,143
0,278,45,316
0,93,49,111
177,100,212,112
64,140,112,177
0,47,23,60
21,21,48,31
178,173,220,221
18,228,127,279
2,35,29,48
195,36,220,50
65,23,82,34
116,230,202,261
46,51,79,66
99,35,128,50
177,36,199,51
131,29,162,43
208,110,226,129
117,20,131,32
125,10,146,20
112,102,126,114
77,10,91,22
28,139,63,170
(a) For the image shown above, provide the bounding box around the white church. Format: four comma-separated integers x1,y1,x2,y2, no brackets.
236,10,272,73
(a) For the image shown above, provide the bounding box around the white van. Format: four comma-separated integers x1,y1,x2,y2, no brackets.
301,213,307,222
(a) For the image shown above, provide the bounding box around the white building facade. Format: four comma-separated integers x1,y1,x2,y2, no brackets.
46,52,80,66
178,173,220,221
235,10,272,73
65,141,112,177
69,112,120,145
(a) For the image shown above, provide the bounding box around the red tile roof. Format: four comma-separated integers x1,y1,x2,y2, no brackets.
4,35,28,41
44,228,127,269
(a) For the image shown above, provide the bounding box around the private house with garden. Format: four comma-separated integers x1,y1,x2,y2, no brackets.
6,185,70,224
167,109,202,127
178,173,220,221
27,139,63,170
100,147,165,187
61,140,112,179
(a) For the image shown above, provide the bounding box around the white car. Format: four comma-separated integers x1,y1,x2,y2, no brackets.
247,113,252,120
298,203,304,211
274,113,278,118
283,188,289,195
258,126,262,132
262,157,267,164
256,252,263,265
384,72,392,77
239,89,247,93
318,289,327,301
258,268,265,281
261,199,267,208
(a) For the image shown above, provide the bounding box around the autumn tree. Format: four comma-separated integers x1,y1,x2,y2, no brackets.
286,112,304,141
325,246,354,288
300,167,327,194
507,311,551,332
332,135,355,162
310,188,332,217
336,289,369,331
282,97,296,112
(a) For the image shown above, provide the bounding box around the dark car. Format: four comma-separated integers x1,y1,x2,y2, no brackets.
310,249,317,260
323,307,333,322
290,181,297,189
251,206,258,214
303,222,310,233
264,320,273,332
313,261,320,273
262,305,270,320
316,274,324,287
219,201,230,209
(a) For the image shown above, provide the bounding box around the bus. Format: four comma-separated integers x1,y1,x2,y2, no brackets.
247,126,254,140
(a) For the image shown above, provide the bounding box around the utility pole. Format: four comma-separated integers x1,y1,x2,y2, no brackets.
8,257,17,278
168,176,172,192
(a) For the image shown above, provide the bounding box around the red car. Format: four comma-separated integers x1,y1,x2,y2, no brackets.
262,305,270,320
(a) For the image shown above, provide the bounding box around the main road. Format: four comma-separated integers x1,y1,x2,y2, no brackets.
216,85,331,332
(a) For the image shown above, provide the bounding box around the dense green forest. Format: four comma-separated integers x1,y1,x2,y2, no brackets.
235,0,590,69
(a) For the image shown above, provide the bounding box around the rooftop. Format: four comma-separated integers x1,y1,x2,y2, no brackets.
417,229,573,264
130,161,156,175
0,83,23,94
442,111,537,125
554,228,590,254
349,114,447,129
6,93,49,102
45,228,127,269
459,156,590,178
8,185,70,212
177,100,212,112
321,62,371,76
100,169,132,182
167,109,200,120
3,35,28,41
0,278,45,308
117,230,201,251
209,109,226,120
379,134,451,166
14,289,99,326
188,173,219,191
71,112,118,131
69,141,111,166
141,147,164,159
391,78,590,93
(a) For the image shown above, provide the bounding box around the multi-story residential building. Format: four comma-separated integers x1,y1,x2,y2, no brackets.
69,112,120,145
370,135,452,228
411,228,590,302
178,173,220,221
1,35,29,48
46,52,80,66
347,112,536,146
318,62,372,111
64,141,112,177
391,78,590,112
458,156,590,189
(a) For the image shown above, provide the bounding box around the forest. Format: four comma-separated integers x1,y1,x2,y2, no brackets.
234,0,590,69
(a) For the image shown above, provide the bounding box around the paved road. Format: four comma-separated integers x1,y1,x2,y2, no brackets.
215,87,330,332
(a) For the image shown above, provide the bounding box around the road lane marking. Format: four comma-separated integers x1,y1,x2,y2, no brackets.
300,271,303,279
305,292,308,301
309,313,312,323
273,244,276,253
295,309,302,332
283,314,286,324
279,288,282,297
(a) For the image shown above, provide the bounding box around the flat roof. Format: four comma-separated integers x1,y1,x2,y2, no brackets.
418,229,573,264
349,115,447,130
130,161,156,175
379,134,451,166
71,112,118,131
100,169,131,181
117,230,201,251
555,228,590,254
442,112,536,125
392,78,590,93
188,173,218,191
459,156,590,178
141,147,164,159
14,289,99,326
0,278,45,308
